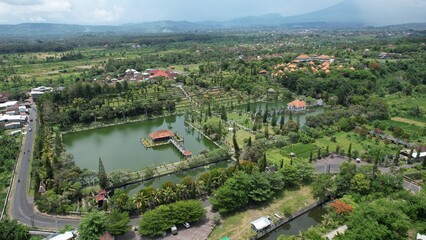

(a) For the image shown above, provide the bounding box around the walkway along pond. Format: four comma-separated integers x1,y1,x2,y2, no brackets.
125,160,233,196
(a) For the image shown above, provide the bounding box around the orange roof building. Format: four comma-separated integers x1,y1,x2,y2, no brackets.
149,130,175,141
287,99,307,111
296,54,311,60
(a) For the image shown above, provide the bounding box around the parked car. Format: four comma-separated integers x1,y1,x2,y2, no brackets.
183,222,190,228
171,225,178,235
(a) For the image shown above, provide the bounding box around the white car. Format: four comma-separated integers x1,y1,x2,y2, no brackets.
183,222,190,228
28,128,32,132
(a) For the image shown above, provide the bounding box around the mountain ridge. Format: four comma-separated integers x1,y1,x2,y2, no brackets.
0,0,425,37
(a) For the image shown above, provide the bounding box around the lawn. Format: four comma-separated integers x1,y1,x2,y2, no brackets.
281,144,318,159
208,186,315,240
266,146,312,166
315,132,366,154
381,119,424,133
391,117,426,127
225,129,255,149
377,119,426,144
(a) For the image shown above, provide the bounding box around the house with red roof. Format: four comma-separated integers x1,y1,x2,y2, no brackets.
149,69,169,79
287,99,307,111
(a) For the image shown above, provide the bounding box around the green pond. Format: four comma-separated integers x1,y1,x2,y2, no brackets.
63,115,217,172
234,101,325,126
63,102,323,173
261,205,328,239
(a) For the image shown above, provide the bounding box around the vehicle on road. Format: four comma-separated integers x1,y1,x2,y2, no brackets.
28,128,32,132
171,225,178,235
183,222,190,228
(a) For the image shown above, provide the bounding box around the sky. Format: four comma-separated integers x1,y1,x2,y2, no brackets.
0,0,425,25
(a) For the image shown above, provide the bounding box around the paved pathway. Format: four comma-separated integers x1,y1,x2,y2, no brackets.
322,225,348,240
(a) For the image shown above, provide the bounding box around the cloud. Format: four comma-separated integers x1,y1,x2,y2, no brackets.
0,0,43,5
92,5,125,23
28,16,47,22
0,0,425,25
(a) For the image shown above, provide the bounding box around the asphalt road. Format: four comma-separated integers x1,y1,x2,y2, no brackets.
10,107,79,230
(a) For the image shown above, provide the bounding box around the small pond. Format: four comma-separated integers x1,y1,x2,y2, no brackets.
261,205,328,240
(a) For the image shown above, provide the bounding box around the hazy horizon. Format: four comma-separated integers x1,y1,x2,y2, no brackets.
0,0,425,26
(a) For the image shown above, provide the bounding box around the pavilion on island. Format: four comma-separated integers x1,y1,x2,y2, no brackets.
149,129,175,142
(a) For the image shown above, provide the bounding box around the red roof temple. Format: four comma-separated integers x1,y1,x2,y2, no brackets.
149,130,175,141
148,130,192,158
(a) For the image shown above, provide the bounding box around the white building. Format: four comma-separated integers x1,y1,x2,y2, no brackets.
31,86,53,101
251,216,272,232
0,101,18,111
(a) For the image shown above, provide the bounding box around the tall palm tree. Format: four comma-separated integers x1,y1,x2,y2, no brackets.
153,189,163,206
175,184,190,200
162,187,176,204
196,180,208,198
133,191,146,211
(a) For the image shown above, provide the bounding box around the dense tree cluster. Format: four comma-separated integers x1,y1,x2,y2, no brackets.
0,219,30,240
78,210,130,240
0,134,20,209
32,124,82,214
37,81,176,129
139,200,206,237
211,161,314,214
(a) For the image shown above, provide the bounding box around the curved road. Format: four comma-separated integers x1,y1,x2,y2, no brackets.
10,107,79,230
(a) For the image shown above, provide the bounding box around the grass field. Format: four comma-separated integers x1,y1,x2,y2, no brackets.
281,144,318,159
225,129,255,150
391,117,426,127
208,186,315,240
315,132,367,155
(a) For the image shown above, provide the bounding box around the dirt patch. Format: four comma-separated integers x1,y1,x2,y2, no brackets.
75,65,93,69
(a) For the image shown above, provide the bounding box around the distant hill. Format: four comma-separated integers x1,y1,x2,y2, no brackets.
0,0,424,38
281,0,364,25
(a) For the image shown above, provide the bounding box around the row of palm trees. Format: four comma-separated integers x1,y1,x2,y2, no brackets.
131,165,242,213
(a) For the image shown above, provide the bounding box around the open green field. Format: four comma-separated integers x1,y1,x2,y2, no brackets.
225,129,255,149
381,119,424,133
315,132,366,154
208,186,315,240
391,117,426,127
376,119,426,144
386,94,426,109
266,146,312,166
281,144,318,159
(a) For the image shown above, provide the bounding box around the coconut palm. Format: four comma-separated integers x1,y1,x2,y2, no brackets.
161,187,176,204
196,180,208,198
175,183,190,200
133,191,146,211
